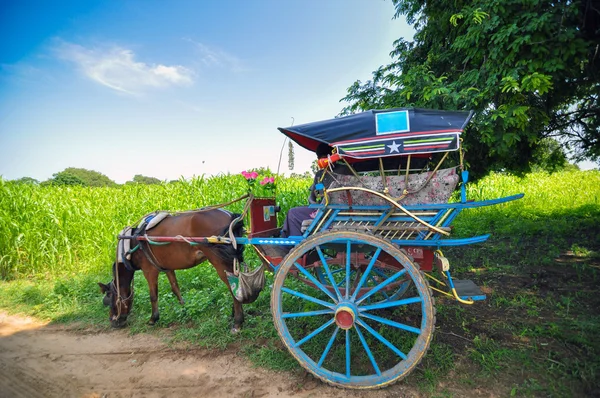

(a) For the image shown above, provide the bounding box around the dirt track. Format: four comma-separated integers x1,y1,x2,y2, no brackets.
0,312,428,398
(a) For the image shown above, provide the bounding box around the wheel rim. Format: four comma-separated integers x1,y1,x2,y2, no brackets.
271,231,435,389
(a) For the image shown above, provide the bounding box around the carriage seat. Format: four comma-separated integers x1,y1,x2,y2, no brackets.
326,167,459,206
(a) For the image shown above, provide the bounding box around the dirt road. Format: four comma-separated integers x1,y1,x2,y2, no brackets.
0,312,424,398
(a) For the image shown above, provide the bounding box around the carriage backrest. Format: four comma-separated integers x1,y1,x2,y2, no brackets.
326,167,459,206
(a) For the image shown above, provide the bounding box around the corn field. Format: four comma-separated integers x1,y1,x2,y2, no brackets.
0,174,312,279
1,170,598,280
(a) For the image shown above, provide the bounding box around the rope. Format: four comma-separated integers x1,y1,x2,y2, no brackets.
174,193,250,215
174,235,198,245
228,193,253,276
144,235,171,246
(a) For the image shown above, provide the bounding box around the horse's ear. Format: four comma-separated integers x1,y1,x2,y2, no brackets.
98,282,109,293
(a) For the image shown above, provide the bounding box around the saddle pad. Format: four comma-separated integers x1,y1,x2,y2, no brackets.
143,212,170,230
117,226,134,261
117,211,169,263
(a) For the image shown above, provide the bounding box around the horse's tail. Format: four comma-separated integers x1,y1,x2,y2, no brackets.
214,213,245,264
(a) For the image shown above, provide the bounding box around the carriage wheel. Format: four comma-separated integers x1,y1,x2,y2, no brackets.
271,231,435,389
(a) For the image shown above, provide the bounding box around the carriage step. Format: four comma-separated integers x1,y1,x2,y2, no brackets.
453,279,486,301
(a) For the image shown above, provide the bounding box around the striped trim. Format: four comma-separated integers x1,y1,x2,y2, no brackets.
332,129,462,146
405,144,453,151
404,137,454,144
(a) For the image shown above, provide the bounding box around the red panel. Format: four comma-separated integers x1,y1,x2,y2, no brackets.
406,247,434,272
249,197,279,238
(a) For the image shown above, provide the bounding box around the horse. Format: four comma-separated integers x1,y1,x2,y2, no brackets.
98,208,247,333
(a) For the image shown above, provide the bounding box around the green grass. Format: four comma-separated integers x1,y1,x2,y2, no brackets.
1,169,600,396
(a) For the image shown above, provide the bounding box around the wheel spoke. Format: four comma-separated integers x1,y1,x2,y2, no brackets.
345,329,351,378
359,296,422,311
281,287,335,309
294,318,336,347
356,269,407,304
345,240,351,299
282,309,335,318
372,267,389,278
294,261,338,303
317,327,340,367
316,246,342,301
359,312,421,334
350,247,382,301
356,319,407,360
355,323,381,376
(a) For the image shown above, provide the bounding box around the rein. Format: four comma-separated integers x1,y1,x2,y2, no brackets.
173,193,250,215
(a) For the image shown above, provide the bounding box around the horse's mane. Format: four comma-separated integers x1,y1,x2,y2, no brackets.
212,213,245,264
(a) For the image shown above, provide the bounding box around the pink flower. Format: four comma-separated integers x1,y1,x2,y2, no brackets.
260,176,276,185
241,171,258,180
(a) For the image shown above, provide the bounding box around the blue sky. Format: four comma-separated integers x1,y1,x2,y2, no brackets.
0,0,413,183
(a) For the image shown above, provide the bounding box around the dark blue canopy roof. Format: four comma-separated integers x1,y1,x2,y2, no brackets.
278,108,474,159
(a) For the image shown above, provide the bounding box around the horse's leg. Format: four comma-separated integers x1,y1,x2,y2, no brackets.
142,268,161,325
166,271,185,305
212,263,244,333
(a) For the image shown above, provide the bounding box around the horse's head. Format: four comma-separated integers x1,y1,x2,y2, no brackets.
98,263,134,328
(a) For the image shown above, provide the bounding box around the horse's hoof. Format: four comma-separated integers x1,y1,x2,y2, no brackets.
230,326,241,334
148,319,157,326
179,299,185,305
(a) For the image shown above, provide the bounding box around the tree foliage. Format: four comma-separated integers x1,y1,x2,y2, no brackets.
44,168,116,187
11,177,39,185
341,0,599,177
44,171,86,186
127,174,162,185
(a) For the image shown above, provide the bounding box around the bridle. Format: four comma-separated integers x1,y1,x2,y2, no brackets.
111,265,134,321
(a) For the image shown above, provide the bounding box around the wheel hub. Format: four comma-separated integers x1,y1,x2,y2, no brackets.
334,305,356,329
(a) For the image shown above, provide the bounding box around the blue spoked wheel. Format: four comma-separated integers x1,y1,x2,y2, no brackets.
271,231,435,389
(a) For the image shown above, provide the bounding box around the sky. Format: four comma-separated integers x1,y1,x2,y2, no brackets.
0,0,414,183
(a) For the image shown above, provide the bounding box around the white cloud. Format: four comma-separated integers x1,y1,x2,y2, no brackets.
54,40,194,94
184,38,245,73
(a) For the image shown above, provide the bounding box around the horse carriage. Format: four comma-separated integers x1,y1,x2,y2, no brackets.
100,108,523,389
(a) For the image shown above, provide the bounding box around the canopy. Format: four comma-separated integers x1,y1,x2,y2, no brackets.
278,108,474,159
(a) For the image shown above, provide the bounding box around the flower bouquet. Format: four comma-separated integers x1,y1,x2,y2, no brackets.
241,170,276,198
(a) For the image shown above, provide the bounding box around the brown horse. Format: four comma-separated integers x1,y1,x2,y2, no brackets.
98,208,246,332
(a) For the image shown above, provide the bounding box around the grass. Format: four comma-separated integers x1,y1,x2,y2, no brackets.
1,169,600,396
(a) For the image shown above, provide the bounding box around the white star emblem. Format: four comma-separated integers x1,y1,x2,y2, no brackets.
387,141,401,153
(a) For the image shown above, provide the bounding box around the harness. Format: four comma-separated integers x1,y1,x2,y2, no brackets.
112,194,263,307
116,195,251,273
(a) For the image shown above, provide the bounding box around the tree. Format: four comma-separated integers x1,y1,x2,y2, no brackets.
45,171,86,186
530,138,571,172
11,177,39,185
341,0,599,178
127,174,162,185
42,168,116,187
65,168,116,187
